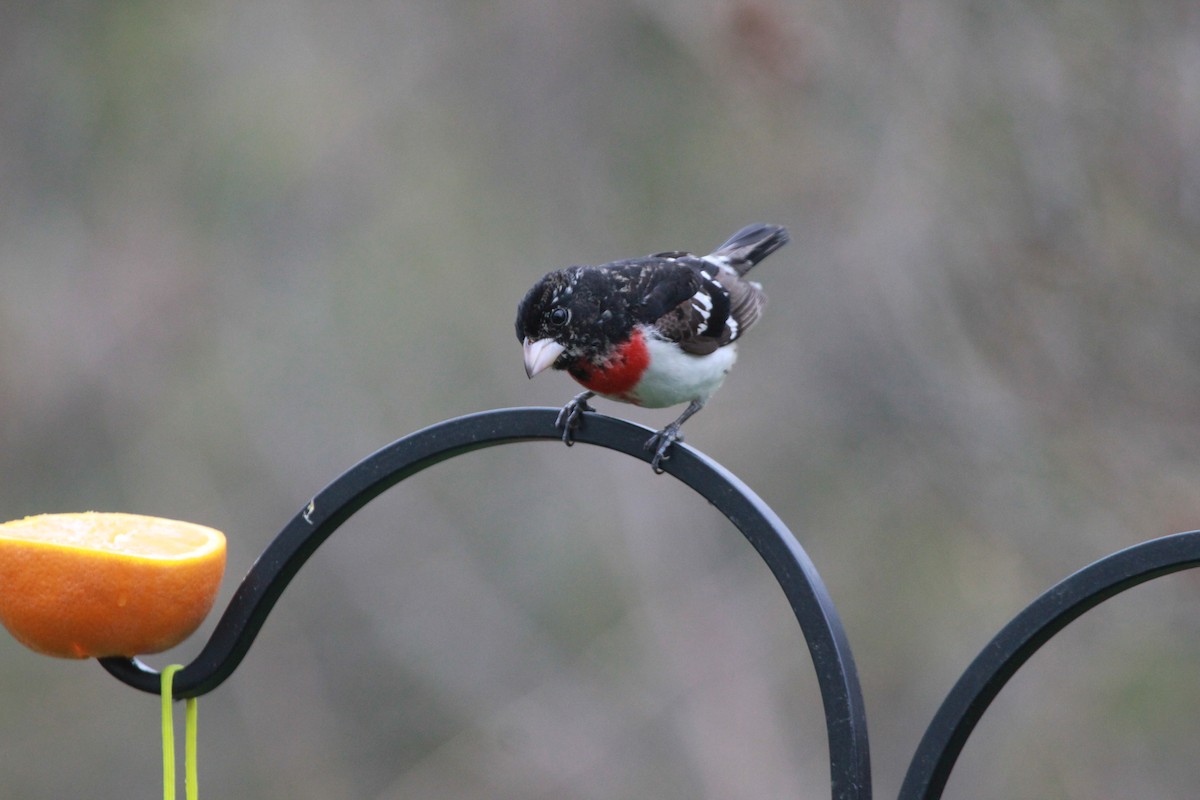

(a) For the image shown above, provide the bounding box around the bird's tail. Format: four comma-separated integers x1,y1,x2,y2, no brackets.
708,223,789,275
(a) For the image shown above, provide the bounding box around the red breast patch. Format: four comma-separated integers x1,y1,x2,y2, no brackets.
572,329,651,401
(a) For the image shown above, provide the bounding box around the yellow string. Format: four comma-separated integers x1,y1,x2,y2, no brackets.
161,666,180,800
160,665,200,800
184,690,199,799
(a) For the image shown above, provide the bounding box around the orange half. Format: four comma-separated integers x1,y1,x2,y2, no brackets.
0,512,226,658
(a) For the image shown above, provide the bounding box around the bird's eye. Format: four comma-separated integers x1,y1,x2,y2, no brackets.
549,307,570,326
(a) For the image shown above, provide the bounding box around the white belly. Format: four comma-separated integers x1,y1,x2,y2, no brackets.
606,334,737,409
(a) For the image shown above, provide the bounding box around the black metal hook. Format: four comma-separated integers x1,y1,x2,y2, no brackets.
98,404,1200,799
899,529,1200,799
100,407,872,800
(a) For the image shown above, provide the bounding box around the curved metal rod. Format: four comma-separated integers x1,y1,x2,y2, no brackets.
100,407,872,800
899,529,1200,800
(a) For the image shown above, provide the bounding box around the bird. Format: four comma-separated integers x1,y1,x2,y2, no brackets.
515,223,789,472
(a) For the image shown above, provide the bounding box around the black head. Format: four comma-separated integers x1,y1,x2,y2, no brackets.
515,266,636,371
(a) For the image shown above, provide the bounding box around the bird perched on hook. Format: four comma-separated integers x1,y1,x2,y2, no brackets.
516,223,789,472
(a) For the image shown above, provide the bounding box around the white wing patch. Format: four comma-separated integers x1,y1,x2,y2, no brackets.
690,289,714,333
692,273,734,339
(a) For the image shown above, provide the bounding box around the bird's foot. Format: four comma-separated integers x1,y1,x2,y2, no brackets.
644,425,684,474
555,391,596,446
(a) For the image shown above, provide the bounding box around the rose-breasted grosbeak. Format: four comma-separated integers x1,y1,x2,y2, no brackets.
516,223,789,471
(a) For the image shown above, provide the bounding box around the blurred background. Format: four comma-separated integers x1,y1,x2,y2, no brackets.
3,0,1200,797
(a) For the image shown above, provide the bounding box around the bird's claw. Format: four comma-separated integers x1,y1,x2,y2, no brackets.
555,393,596,446
645,426,684,474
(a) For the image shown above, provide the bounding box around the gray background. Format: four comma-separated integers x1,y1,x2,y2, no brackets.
3,1,1200,797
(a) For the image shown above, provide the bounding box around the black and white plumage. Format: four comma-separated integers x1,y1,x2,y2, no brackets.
515,223,788,471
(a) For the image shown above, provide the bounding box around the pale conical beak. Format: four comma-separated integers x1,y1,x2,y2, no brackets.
523,337,566,378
